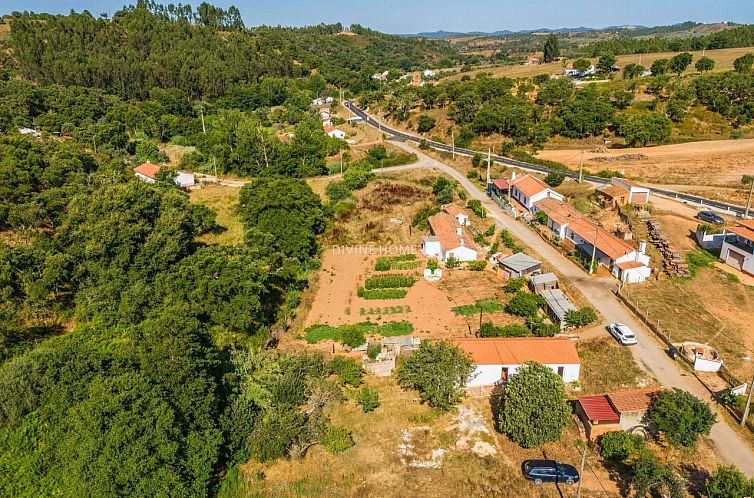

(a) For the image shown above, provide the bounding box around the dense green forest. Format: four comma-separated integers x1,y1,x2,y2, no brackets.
7,1,456,99
0,2,443,496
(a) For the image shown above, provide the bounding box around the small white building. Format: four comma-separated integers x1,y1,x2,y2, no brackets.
422,207,479,263
323,125,346,140
133,162,161,184
174,171,196,188
719,220,754,276
509,173,564,213
423,69,436,78
610,178,650,205
454,337,581,388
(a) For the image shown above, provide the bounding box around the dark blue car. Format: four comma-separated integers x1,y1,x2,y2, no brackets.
522,460,580,485
696,210,725,225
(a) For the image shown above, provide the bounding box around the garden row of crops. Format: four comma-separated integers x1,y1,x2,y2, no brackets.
364,274,417,289
359,306,412,316
451,298,504,316
304,321,414,346
374,254,417,271
357,288,408,300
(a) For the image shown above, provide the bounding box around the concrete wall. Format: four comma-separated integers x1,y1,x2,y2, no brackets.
446,245,477,262
467,362,580,387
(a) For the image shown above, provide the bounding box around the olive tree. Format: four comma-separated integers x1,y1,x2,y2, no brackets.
648,388,716,447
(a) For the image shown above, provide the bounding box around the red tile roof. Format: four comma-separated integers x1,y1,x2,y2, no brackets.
443,204,468,219
607,387,666,414
578,395,620,423
598,185,629,199
491,178,510,190
134,162,161,180
616,260,645,270
453,337,580,366
511,174,551,198
739,219,754,230
567,218,635,260
428,212,479,252
535,197,582,227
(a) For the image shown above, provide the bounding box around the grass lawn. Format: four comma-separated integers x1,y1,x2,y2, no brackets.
189,185,245,245
577,337,654,395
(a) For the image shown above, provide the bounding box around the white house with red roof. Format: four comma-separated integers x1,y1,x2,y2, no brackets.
610,178,651,205
509,173,564,213
422,206,478,263
720,219,754,276
133,162,161,184
323,124,346,140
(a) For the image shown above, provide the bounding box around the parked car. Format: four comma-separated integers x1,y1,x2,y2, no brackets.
696,210,725,225
607,323,638,345
522,460,580,485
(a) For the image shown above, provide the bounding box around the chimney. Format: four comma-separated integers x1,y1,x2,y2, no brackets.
456,227,463,236
638,240,647,255
511,171,517,180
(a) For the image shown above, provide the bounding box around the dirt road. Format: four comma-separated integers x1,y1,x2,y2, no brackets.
377,140,754,476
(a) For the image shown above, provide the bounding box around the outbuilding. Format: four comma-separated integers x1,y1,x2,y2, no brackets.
495,252,542,279
528,272,558,294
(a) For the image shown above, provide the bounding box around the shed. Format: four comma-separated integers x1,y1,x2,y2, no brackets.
540,288,576,328
496,252,541,278
575,395,620,440
528,272,558,294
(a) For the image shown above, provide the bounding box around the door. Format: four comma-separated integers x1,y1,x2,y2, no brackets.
500,367,509,382
725,249,745,270
557,366,565,379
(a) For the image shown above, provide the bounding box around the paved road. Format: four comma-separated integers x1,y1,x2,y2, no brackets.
347,101,749,218
377,140,754,476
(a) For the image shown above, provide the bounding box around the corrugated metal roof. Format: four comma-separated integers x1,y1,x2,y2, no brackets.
499,252,541,272
541,288,576,322
578,395,620,423
529,272,558,286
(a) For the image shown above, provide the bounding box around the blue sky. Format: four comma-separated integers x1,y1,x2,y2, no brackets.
3,0,753,34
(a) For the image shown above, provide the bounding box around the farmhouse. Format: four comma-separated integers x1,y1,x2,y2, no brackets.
719,220,754,276
494,252,542,279
323,125,346,139
575,387,666,441
509,173,564,213
564,64,596,78
564,218,651,283
534,197,582,239
422,208,479,263
133,161,161,184
609,178,650,205
453,337,581,390
442,204,470,226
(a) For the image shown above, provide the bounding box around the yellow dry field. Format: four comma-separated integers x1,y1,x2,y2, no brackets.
188,184,245,245
537,139,754,192
441,46,754,81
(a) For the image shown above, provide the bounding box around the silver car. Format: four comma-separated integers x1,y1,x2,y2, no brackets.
607,323,638,345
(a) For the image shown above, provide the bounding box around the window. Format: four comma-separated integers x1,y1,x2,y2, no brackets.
557,366,565,378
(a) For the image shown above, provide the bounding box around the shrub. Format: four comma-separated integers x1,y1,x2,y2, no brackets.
530,321,559,337
322,426,354,454
505,292,544,318
364,274,417,289
483,225,495,237
599,431,645,461
357,288,407,300
467,199,486,218
326,180,351,201
427,258,438,271
378,320,414,337
467,260,487,271
396,341,474,411
500,229,522,252
706,466,754,498
565,307,597,328
304,324,341,343
503,277,527,293
366,343,381,360
445,256,460,268
480,322,530,338
337,325,367,348
467,170,479,180
648,388,716,448
411,205,441,230
356,387,380,413
417,115,436,133
342,165,374,190
495,362,571,447
471,153,483,168
544,172,565,187
328,356,364,386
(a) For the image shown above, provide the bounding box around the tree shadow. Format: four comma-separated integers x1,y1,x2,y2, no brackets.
680,463,711,497
602,459,634,497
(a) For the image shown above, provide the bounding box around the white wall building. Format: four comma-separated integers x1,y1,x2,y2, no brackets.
509,173,564,212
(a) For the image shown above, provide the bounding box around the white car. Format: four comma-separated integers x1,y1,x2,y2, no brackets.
607,323,638,345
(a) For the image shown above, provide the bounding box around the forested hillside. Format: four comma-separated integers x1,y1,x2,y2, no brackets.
0,2,443,496
7,2,456,99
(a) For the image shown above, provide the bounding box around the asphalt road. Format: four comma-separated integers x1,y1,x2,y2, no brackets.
376,140,754,476
346,101,748,218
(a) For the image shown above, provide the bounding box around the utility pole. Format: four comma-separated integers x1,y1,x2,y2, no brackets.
340,155,343,177
576,441,588,498
741,377,754,427
200,105,206,135
451,132,456,161
589,228,598,274
745,176,754,218
486,147,492,187
578,149,585,183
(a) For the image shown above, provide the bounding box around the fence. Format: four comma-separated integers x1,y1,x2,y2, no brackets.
615,286,754,433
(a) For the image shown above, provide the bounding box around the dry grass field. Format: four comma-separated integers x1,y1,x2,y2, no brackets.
441,46,754,82
188,184,245,245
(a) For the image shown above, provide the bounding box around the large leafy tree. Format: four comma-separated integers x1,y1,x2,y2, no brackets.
616,114,672,147
238,177,325,261
396,341,473,411
495,361,571,447
542,34,559,63
648,388,716,447
705,466,754,498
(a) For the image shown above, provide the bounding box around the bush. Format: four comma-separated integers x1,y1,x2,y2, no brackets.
378,320,413,337
544,172,565,187
467,260,487,271
599,431,645,461
328,356,364,386
500,229,523,252
356,387,380,413
706,466,754,498
467,199,486,218
479,322,530,338
342,165,374,190
411,205,441,230
366,343,381,360
648,388,716,448
427,258,438,271
326,180,351,201
503,277,527,293
337,325,367,348
396,341,474,411
417,115,436,133
322,426,354,454
565,307,597,328
530,321,559,337
357,288,408,300
445,256,460,268
364,274,417,289
483,225,495,237
505,292,544,318
495,361,571,447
